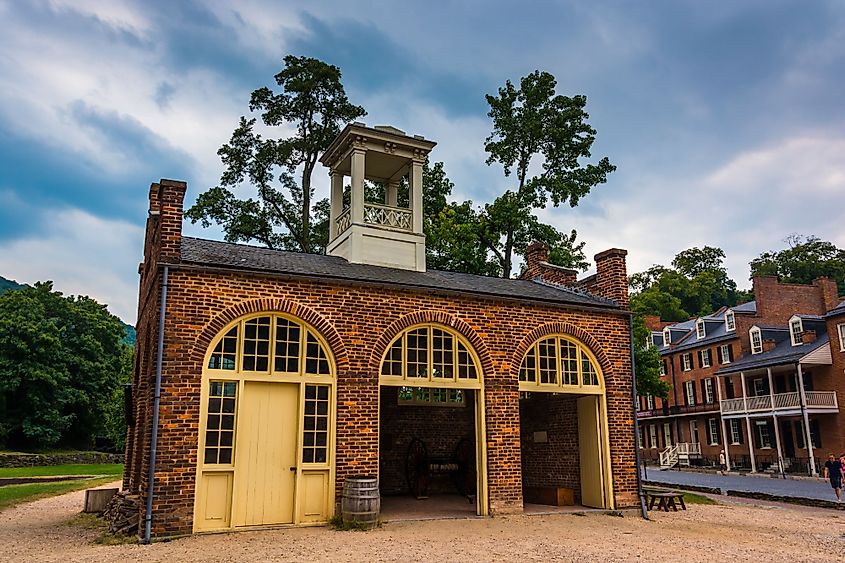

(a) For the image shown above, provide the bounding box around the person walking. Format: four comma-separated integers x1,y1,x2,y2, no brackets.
822,453,842,504
719,450,727,473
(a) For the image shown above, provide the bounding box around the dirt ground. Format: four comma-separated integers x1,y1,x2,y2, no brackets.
1,482,843,563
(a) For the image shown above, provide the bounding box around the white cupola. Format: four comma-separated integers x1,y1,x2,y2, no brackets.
320,122,436,272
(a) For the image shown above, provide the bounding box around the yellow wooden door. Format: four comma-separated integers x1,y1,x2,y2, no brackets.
577,395,606,508
233,381,298,526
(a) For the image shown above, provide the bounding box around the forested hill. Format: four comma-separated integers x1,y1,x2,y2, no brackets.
0,275,135,345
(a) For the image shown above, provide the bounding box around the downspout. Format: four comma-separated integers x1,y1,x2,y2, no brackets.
144,266,169,544
629,315,650,520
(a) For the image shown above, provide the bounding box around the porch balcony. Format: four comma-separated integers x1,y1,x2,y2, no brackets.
720,390,838,416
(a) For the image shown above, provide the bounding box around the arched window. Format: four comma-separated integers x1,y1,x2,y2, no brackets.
518,335,602,391
207,313,332,377
380,324,481,385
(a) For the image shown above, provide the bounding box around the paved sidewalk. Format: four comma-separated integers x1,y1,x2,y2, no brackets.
642,467,838,503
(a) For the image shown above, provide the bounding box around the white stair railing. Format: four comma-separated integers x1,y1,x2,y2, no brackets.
659,445,679,469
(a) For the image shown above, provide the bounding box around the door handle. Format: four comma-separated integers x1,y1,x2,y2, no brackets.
289,466,297,471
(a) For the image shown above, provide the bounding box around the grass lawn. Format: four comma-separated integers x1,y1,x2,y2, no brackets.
681,492,717,505
0,475,120,511
0,464,123,478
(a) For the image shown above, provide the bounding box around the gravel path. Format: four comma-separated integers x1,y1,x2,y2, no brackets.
1,482,843,562
643,467,837,501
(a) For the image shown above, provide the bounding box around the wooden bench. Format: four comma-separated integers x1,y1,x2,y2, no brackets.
645,490,686,512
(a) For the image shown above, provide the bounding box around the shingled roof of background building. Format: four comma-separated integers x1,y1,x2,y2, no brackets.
179,237,623,311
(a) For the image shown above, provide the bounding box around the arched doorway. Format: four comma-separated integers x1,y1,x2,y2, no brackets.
378,323,488,517
517,334,613,509
193,313,336,532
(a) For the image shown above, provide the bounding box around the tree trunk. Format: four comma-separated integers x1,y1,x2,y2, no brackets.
502,229,513,278
301,163,312,252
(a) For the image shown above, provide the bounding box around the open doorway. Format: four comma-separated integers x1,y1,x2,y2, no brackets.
379,385,482,520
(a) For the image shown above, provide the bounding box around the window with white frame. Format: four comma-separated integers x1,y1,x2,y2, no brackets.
700,349,711,368
750,327,762,354
663,328,671,346
684,380,696,406
659,360,666,376
839,323,845,352
663,423,672,447
753,378,767,397
637,426,644,448
789,316,803,346
646,394,655,410
725,310,736,332
681,353,692,371
719,344,732,364
689,420,699,444
756,421,772,448
649,425,658,448
696,319,706,339
730,419,742,444
704,378,715,404
707,418,719,445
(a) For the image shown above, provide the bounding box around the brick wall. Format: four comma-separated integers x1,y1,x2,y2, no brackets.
379,386,476,495
519,393,581,500
128,180,637,537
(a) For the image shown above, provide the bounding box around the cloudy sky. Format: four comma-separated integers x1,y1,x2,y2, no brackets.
1,1,843,322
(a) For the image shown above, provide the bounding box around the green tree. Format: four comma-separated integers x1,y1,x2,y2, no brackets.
632,314,670,399
482,71,615,277
750,234,845,294
0,283,127,449
186,55,366,254
101,344,133,452
629,246,743,321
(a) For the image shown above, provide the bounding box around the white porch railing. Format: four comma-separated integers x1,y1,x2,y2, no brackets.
659,443,701,469
659,446,678,469
721,391,838,414
335,208,351,235
363,202,412,230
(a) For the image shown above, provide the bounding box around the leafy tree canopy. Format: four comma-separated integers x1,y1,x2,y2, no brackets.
629,246,743,321
632,314,670,399
186,55,366,254
0,282,131,449
482,71,615,277
750,234,845,294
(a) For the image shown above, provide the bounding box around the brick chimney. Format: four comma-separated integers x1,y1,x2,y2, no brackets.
147,179,187,265
519,240,578,286
643,315,668,331
592,248,629,309
762,339,777,353
812,277,840,312
801,330,817,345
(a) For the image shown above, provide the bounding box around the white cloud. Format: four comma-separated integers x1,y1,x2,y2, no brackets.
0,208,143,322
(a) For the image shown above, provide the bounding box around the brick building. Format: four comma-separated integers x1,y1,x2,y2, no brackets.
122,123,639,539
637,276,844,475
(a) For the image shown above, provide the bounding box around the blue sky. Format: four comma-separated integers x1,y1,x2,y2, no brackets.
1,1,843,322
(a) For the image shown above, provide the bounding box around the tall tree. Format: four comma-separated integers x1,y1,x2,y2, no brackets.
482,71,616,277
186,55,366,253
0,283,128,449
632,314,670,399
750,234,845,294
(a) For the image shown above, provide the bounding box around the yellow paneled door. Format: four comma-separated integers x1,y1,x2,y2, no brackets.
577,395,606,509
233,381,298,527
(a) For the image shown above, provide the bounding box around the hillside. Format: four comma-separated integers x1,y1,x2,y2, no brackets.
0,275,135,345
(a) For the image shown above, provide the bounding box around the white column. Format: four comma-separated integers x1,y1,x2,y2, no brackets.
329,171,344,239
409,159,424,234
796,363,817,476
350,149,365,224
716,377,731,471
386,181,399,207
740,371,748,412
772,414,784,476
744,416,757,472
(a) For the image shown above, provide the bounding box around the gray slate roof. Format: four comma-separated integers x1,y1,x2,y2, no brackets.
826,299,845,318
733,301,757,313
718,333,830,374
179,237,621,310
659,317,737,354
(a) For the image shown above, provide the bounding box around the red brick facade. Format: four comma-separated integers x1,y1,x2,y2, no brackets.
124,179,638,537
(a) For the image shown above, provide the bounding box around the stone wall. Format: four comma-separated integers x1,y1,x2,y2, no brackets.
519,393,581,499
0,452,123,468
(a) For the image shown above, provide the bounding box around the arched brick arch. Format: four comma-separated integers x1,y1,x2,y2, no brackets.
369,310,495,379
509,322,613,381
189,298,350,371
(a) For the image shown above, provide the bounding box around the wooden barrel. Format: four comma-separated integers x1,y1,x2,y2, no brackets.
341,476,380,528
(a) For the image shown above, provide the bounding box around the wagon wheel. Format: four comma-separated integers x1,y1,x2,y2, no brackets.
405,438,430,499
452,437,477,498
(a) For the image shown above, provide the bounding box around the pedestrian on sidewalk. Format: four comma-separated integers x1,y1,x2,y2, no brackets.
822,454,842,504
719,450,726,473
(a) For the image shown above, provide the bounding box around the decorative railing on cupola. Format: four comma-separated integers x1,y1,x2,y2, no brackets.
335,202,413,235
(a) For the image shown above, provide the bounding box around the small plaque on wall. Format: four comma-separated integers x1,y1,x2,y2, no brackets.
533,431,548,443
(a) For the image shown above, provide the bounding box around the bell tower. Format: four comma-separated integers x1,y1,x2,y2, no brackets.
320,122,436,272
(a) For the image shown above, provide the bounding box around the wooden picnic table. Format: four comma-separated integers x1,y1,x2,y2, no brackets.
645,490,687,512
